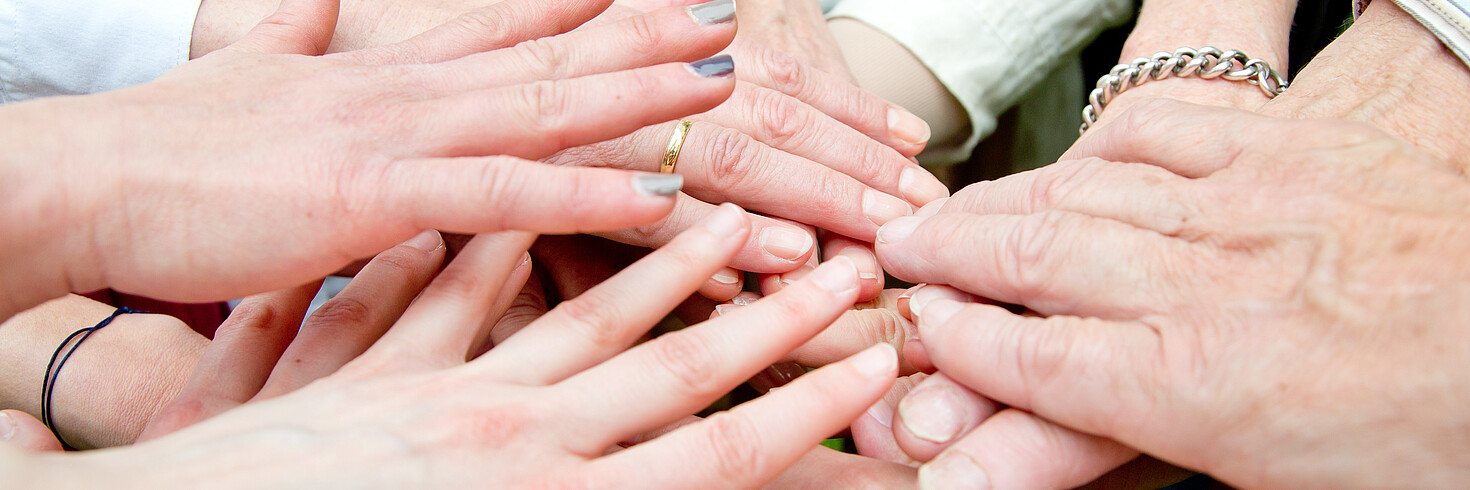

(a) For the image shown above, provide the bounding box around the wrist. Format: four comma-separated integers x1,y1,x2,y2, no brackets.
1124,0,1295,67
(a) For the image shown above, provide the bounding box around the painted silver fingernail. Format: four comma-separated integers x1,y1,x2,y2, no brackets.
687,54,735,78
633,173,683,196
688,0,736,25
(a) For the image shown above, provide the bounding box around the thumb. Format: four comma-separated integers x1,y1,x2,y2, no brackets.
0,410,64,452
224,0,340,55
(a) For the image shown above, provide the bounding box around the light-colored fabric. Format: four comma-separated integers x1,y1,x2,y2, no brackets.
1369,0,1470,68
827,0,1132,163
0,0,201,103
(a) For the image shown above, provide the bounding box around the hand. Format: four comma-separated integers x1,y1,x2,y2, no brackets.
0,0,741,319
14,205,898,487
878,101,1470,488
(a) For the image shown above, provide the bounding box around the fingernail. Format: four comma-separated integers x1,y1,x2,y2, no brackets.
864,189,912,227
688,54,735,78
807,256,858,295
0,412,14,440
714,303,744,316
909,286,970,319
401,229,443,252
711,269,740,285
900,167,949,205
876,216,924,244
850,343,898,379
899,383,969,443
860,272,880,283
888,106,931,147
633,173,683,196
687,0,736,25
731,292,761,306
759,227,813,261
778,264,815,288
866,398,895,429
919,298,964,332
915,197,949,218
702,203,745,235
920,453,991,490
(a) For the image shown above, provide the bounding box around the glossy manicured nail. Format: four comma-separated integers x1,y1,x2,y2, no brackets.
688,54,735,78
633,173,683,196
688,0,736,25
899,383,969,443
808,256,859,294
877,216,924,244
711,269,740,285
919,298,964,332
850,343,898,379
401,229,443,252
915,197,949,218
866,398,896,428
759,227,813,261
702,203,745,235
920,453,991,490
900,167,949,205
864,189,912,227
0,412,14,440
888,106,931,146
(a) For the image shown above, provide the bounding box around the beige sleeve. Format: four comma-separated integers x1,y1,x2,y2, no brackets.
827,17,972,161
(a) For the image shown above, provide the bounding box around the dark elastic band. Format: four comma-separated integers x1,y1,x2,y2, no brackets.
41,306,143,450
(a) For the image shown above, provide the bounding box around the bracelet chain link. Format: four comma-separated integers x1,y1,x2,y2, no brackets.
1080,46,1288,134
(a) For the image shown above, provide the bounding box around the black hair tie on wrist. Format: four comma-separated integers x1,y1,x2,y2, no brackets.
40,306,144,450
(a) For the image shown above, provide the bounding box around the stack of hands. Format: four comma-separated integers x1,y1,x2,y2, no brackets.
2,0,1470,487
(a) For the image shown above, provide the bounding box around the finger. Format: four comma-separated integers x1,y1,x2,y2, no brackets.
532,234,643,301
822,233,884,300
467,252,535,359
254,231,447,399
478,203,749,384
876,212,1199,319
484,269,550,350
698,267,744,302
1061,99,1291,177
590,343,897,488
415,58,735,160
418,1,736,90
915,299,1160,442
764,446,919,488
356,160,682,247
755,220,818,296
351,0,614,64
553,256,861,452
919,409,1137,489
222,0,338,55
783,307,919,374
730,38,932,156
893,373,1000,462
942,158,1203,235
705,83,948,205
561,119,913,240
365,232,536,365
851,372,926,466
591,193,815,273
136,282,320,442
0,410,64,452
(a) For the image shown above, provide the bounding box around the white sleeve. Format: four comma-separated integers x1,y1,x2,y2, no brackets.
827,0,1131,156
1371,0,1470,68
0,0,202,103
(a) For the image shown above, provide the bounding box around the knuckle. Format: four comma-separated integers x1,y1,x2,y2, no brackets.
449,10,510,46
219,302,283,335
553,169,601,229
515,38,572,80
700,413,765,481
862,310,907,347
520,80,575,136
623,14,663,58
701,127,765,188
550,293,625,349
648,332,722,397
1030,160,1095,210
305,296,374,329
1005,212,1072,300
750,89,805,147
759,48,806,95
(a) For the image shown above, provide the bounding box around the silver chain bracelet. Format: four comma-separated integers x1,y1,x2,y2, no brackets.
1079,46,1288,134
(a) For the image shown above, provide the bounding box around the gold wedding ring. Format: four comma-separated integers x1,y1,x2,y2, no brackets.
661,120,693,174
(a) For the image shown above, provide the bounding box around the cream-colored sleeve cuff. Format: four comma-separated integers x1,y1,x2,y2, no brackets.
0,0,202,103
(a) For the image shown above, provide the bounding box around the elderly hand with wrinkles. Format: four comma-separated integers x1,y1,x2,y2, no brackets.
859,1,1470,488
